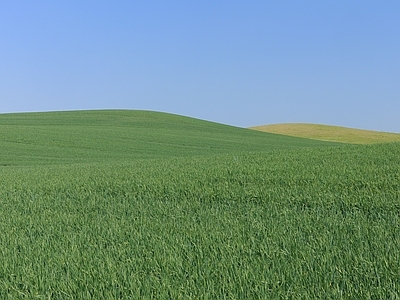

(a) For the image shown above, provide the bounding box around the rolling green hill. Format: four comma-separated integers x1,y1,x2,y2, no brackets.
1,110,399,298
251,123,400,144
0,110,337,165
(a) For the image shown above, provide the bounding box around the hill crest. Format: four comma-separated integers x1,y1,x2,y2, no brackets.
0,110,338,166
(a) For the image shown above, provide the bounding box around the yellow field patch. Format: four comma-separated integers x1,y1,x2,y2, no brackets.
250,123,400,144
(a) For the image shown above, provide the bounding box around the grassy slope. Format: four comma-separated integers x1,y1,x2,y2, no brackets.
0,110,337,166
1,110,399,298
1,144,399,298
251,123,400,144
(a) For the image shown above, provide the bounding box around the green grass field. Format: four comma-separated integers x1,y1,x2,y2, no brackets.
0,110,334,166
251,123,400,144
0,111,399,298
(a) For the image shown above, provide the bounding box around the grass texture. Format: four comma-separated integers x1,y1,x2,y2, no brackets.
0,111,399,298
0,110,335,166
251,123,400,144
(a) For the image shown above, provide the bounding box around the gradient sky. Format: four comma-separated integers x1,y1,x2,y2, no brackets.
1,1,399,132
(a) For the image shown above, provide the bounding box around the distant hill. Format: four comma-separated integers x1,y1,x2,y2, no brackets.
250,123,400,144
0,110,338,166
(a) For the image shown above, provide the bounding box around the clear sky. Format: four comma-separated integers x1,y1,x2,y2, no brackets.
1,1,399,132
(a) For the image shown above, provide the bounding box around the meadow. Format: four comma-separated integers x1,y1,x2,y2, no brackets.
0,111,399,298
0,110,332,166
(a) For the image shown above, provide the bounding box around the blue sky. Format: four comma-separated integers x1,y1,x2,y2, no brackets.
1,1,399,132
